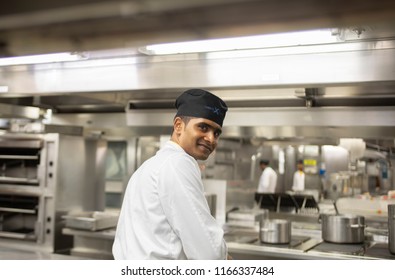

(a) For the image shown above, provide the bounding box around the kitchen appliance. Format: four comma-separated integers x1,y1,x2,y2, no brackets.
0,132,106,253
321,214,365,243
259,219,291,244
388,204,395,254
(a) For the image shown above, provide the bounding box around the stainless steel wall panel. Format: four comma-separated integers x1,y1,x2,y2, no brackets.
226,107,395,127
126,107,395,128
51,108,395,140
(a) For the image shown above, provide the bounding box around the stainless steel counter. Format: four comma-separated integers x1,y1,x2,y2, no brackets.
3,220,393,260
61,222,395,260
224,225,395,260
227,240,393,260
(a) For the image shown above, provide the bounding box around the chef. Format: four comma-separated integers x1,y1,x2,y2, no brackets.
291,160,305,192
112,89,229,260
257,159,278,193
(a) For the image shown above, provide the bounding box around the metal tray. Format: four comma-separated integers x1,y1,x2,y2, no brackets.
0,176,39,185
0,229,36,240
62,211,118,231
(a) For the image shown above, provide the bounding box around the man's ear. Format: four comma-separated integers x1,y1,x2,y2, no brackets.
173,117,183,133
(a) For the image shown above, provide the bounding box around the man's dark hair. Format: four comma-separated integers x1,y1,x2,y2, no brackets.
179,115,192,125
259,159,270,165
172,115,193,134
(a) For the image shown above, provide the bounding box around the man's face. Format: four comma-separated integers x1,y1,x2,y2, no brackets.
173,117,222,160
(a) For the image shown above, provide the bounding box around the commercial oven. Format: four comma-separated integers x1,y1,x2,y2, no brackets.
0,132,106,253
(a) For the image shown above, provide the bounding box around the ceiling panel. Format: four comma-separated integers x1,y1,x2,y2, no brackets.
1,0,395,114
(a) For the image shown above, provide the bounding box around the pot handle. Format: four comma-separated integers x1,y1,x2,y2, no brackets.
349,224,366,228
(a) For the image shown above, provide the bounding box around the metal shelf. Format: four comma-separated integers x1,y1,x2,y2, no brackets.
0,185,43,196
0,177,39,185
0,207,36,214
0,155,39,160
0,230,36,240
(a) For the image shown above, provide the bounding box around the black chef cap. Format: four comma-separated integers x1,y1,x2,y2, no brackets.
175,89,228,127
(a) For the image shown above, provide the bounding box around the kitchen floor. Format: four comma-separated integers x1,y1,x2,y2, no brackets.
0,245,86,260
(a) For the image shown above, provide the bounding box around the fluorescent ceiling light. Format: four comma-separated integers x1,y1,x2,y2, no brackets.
0,52,85,66
140,29,339,55
0,86,8,93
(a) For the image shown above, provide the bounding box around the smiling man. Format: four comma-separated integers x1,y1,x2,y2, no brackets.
113,89,229,260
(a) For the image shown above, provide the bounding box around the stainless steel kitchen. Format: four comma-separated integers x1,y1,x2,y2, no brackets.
1,0,395,263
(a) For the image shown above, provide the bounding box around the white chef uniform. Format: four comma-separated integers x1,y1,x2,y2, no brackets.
112,141,227,260
257,166,278,193
292,170,305,192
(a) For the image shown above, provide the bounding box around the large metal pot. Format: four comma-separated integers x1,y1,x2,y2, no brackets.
321,214,365,244
259,219,291,244
388,204,395,254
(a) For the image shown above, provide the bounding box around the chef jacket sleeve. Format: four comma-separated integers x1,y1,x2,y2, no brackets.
158,154,227,260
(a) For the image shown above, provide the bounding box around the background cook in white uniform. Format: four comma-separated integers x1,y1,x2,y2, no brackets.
257,159,278,193
113,89,228,260
292,160,305,192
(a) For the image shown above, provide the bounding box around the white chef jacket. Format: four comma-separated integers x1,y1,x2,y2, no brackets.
292,171,305,192
257,166,278,193
112,141,227,260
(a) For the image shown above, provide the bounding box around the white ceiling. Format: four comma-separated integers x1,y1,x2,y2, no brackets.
2,0,395,56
